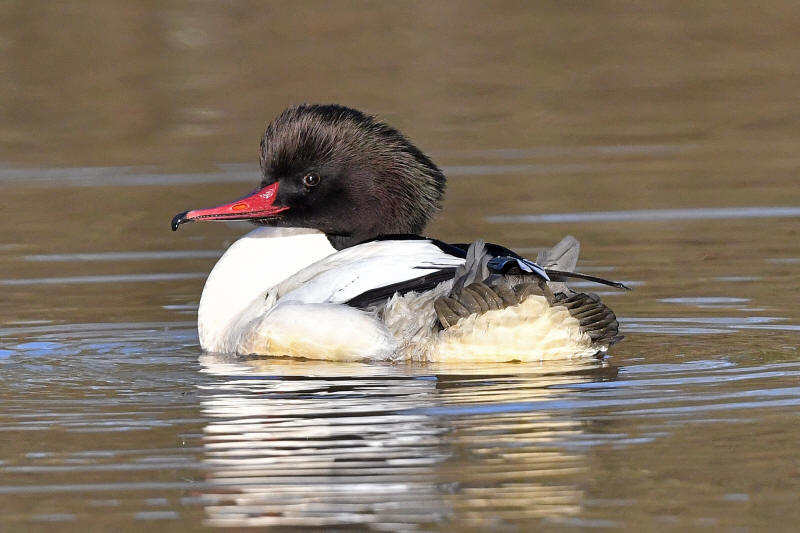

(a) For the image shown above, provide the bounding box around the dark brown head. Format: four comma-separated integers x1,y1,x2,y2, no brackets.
172,104,445,249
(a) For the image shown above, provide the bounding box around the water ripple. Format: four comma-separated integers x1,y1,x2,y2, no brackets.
0,273,206,286
2,320,799,530
487,206,800,224
23,251,221,262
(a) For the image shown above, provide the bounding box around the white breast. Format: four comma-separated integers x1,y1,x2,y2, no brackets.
197,227,335,352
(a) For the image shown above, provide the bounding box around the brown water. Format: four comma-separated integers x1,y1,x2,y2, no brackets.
2,2,800,531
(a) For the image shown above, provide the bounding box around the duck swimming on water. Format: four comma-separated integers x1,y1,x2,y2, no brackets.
172,104,629,362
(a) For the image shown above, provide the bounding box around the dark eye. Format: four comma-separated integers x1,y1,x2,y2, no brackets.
302,174,320,188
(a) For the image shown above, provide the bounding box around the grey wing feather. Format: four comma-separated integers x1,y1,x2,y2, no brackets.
536,235,580,271
452,237,581,297
537,235,580,295
450,240,490,295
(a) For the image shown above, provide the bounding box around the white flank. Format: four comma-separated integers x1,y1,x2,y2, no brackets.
198,231,602,363
234,302,397,361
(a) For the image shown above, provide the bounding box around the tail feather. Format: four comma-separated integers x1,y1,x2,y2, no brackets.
545,269,631,291
553,292,623,349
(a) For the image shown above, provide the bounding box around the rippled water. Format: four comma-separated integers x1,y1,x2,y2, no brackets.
2,2,800,531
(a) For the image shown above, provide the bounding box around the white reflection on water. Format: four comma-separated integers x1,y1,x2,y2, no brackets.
23,251,222,262
196,355,611,529
0,144,676,187
624,316,796,335
0,273,207,286
487,206,800,224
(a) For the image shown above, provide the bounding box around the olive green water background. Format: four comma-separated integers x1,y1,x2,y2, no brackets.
2,2,800,531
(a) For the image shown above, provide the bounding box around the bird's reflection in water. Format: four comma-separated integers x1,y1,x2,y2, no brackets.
197,354,617,530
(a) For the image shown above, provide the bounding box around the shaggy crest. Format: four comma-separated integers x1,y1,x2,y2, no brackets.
258,104,446,237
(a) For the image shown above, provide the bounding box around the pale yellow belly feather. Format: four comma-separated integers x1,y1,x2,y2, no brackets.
425,295,595,363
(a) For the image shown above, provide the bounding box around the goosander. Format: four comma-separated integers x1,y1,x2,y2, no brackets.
172,104,628,362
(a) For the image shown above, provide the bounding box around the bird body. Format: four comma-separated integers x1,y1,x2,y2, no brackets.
173,104,628,362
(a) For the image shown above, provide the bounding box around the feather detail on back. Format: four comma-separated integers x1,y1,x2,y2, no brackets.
435,236,626,356
450,240,491,294
537,235,579,294
537,235,580,270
